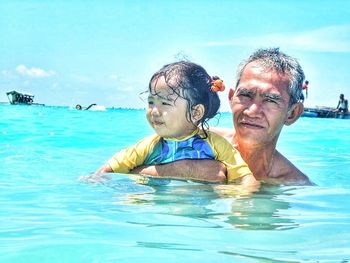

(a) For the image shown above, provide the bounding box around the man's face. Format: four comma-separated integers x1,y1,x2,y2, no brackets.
230,62,292,145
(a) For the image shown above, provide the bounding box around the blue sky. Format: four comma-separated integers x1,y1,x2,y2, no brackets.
1,0,349,111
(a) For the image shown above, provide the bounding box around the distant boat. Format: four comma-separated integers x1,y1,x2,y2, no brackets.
302,106,349,119
6,90,44,106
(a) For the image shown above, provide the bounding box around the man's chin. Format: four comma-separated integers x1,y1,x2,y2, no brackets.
236,130,266,142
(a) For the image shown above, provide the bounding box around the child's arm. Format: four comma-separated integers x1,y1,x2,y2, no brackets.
80,136,158,183
95,163,113,174
79,163,113,183
95,134,159,174
80,147,145,183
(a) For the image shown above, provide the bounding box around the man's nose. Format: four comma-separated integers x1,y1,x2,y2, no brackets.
244,101,262,117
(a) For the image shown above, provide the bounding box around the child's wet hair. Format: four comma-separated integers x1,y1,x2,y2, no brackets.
149,61,221,134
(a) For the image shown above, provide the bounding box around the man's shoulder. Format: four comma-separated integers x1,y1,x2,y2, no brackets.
269,151,313,186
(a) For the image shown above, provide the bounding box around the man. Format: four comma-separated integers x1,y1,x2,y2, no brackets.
212,48,312,185
300,80,309,103
95,48,313,186
335,94,348,113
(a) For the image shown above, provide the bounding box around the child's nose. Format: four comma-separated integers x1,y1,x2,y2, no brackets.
150,106,161,116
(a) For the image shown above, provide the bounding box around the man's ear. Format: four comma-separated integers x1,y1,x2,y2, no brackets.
191,104,205,123
285,102,304,126
228,88,235,111
228,88,234,101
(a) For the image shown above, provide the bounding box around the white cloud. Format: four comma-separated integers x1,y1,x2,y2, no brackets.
70,74,90,83
204,24,350,53
108,74,121,80
1,70,16,78
106,74,137,91
16,65,56,78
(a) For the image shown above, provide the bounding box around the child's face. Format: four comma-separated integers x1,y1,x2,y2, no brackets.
147,76,197,139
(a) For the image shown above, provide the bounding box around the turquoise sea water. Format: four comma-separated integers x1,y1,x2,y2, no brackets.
1,104,350,262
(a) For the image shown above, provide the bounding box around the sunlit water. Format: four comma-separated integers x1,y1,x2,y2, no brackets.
1,104,349,262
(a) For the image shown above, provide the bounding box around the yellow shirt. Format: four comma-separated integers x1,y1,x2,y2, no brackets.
108,131,251,182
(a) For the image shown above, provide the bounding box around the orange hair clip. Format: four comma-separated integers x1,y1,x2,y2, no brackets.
211,79,225,92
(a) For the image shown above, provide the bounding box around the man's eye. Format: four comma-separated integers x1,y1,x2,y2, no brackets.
238,92,251,98
148,100,154,105
162,101,172,106
265,97,280,104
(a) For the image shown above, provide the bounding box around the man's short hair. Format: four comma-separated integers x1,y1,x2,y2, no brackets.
236,48,305,107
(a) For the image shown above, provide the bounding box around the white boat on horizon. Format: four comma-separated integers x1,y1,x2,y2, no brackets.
6,90,45,106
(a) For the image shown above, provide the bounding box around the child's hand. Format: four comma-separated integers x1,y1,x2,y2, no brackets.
78,173,112,184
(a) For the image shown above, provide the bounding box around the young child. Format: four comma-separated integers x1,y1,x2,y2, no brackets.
96,61,252,183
